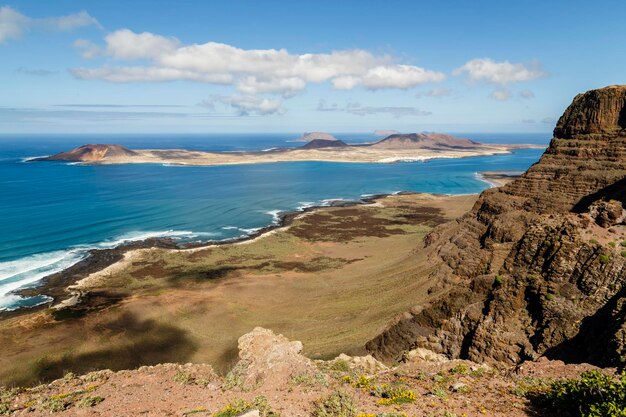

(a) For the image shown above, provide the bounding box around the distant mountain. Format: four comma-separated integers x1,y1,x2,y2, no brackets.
370,133,481,150
292,132,338,142
301,139,348,149
36,144,138,162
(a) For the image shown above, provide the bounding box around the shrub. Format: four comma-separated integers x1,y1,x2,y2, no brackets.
622,251,626,258
173,371,194,385
609,242,617,248
538,370,626,417
449,363,468,375
429,387,447,400
330,359,351,373
312,390,357,417
376,386,416,405
599,254,611,264
253,395,279,417
621,241,626,247
76,396,104,408
352,375,372,389
494,275,504,286
214,399,252,417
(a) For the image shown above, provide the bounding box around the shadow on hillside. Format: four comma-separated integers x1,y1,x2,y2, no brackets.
543,286,626,367
10,312,197,387
572,175,626,212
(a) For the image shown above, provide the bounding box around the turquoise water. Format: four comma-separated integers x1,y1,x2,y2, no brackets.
0,133,549,310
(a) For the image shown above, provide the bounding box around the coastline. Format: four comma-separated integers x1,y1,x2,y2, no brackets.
2,192,406,319
34,144,546,166
2,170,521,319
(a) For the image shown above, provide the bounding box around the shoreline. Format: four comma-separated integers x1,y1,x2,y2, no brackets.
1,191,408,320
33,143,546,167
2,170,521,319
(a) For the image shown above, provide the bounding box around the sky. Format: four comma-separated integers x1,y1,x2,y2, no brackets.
1,0,625,134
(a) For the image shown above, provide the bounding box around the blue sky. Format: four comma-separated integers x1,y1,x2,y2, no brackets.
1,0,624,134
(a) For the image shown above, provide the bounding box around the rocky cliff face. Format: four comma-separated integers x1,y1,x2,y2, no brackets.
367,85,626,368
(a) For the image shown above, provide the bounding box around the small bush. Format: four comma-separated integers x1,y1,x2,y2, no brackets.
214,399,252,417
609,242,617,248
76,396,104,408
376,386,416,405
253,395,279,417
352,375,372,389
329,359,351,373
537,370,626,417
312,390,356,417
494,275,504,286
621,251,626,258
174,371,194,385
449,363,468,375
621,241,626,247
429,387,447,400
599,254,611,264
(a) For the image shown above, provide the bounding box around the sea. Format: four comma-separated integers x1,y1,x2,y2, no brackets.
0,133,549,311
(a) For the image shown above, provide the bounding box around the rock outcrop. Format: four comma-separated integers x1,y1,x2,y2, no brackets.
230,327,318,390
301,138,348,149
367,85,626,368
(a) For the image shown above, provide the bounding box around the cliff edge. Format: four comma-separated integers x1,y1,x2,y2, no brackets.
367,85,626,368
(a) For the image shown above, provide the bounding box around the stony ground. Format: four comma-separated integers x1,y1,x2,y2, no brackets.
0,328,608,417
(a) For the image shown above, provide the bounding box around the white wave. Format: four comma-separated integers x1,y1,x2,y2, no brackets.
0,229,219,311
265,210,282,224
296,201,316,211
0,250,86,311
261,147,279,152
222,226,261,235
20,155,50,163
474,172,497,188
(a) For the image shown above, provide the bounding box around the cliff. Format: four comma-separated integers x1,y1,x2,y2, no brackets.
367,85,626,368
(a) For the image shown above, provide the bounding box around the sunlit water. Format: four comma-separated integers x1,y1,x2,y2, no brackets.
0,133,549,310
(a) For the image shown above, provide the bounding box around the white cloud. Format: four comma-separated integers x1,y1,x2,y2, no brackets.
0,6,99,44
0,6,29,42
332,65,445,90
72,29,445,95
453,58,546,85
519,89,535,98
40,10,100,32
202,95,284,116
415,87,452,98
490,88,511,101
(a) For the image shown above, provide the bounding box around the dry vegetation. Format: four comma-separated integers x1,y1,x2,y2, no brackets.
0,194,476,387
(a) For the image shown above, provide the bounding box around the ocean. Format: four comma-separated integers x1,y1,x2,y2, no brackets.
0,133,549,311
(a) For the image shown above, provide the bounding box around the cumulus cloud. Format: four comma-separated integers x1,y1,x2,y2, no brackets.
0,6,99,43
490,88,511,101
415,87,452,98
71,29,445,95
453,58,546,85
520,89,535,99
317,100,430,118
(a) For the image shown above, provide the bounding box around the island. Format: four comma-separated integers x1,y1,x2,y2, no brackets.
34,132,543,166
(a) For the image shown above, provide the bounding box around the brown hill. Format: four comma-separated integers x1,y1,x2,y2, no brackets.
367,85,626,368
38,144,138,162
370,133,480,150
300,138,348,149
